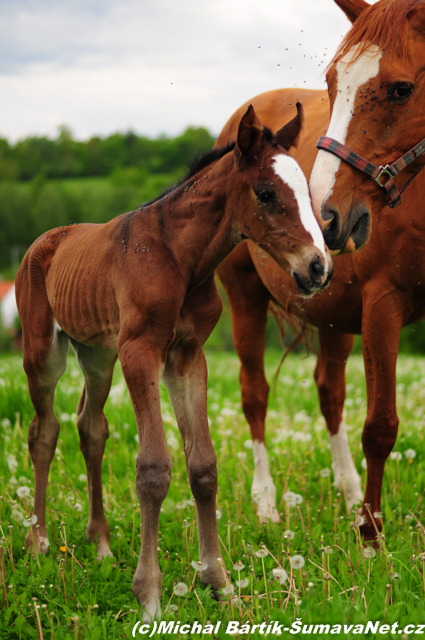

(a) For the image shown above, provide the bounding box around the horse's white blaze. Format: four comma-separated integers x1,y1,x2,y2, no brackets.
329,421,363,511
309,45,382,214
251,440,280,523
273,154,327,268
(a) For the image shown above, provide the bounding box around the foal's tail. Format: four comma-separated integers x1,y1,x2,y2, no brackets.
268,299,316,389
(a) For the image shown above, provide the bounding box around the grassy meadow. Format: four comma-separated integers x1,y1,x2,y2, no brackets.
1,347,425,638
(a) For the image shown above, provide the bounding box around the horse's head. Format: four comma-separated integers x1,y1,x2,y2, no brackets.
310,0,425,253
231,104,333,295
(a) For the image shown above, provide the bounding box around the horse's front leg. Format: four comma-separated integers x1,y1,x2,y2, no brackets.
359,290,404,542
119,335,172,621
163,346,227,595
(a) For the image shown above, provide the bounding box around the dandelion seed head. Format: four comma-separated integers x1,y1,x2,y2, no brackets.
291,554,305,569
191,560,208,571
255,548,268,558
173,582,188,596
404,448,416,460
284,530,295,541
272,568,288,584
236,578,249,589
39,537,50,553
363,546,376,559
233,561,245,571
23,514,38,527
221,584,235,596
320,468,331,478
16,486,31,499
390,451,402,461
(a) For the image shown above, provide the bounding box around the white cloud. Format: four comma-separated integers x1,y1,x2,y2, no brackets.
0,0,355,141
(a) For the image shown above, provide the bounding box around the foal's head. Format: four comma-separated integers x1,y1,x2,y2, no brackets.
310,0,425,253
230,104,332,295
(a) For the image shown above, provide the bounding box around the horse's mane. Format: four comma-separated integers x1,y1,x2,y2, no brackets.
331,0,425,67
142,142,236,208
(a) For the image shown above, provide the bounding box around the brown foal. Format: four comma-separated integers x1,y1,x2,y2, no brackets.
16,105,331,619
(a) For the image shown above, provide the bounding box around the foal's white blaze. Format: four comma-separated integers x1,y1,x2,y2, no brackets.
273,154,327,268
329,421,363,511
309,45,382,215
251,440,280,523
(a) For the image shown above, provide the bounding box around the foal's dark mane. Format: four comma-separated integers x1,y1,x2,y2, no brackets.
142,142,236,208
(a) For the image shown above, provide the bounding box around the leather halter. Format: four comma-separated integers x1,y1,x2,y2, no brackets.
316,135,425,208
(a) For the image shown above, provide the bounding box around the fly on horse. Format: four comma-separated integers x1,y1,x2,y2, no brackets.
16,105,331,619
216,0,425,540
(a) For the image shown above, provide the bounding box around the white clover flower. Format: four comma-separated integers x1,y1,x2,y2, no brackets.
391,451,402,461
363,546,376,559
173,582,188,596
191,560,208,572
233,561,245,572
23,514,38,528
284,530,295,541
320,468,331,478
404,448,416,460
272,568,288,584
235,578,249,589
291,555,305,570
16,486,31,499
255,548,268,558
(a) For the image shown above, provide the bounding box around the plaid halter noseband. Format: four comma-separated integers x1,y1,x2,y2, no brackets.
316,135,425,208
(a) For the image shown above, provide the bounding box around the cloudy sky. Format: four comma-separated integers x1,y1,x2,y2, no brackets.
0,0,361,142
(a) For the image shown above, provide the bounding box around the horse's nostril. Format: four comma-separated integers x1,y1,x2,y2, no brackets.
322,204,340,250
308,258,325,284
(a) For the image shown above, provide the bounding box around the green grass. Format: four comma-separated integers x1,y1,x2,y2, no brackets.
1,349,425,638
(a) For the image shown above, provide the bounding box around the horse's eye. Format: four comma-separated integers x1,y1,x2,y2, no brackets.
256,189,276,205
387,82,413,103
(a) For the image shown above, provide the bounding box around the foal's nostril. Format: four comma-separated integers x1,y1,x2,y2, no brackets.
308,258,325,285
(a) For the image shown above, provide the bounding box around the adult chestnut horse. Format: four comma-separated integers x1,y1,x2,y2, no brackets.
16,106,331,620
216,0,425,540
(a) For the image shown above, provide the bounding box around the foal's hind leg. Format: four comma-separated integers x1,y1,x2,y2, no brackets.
217,248,278,522
163,346,227,595
22,327,68,553
71,341,117,558
314,328,362,510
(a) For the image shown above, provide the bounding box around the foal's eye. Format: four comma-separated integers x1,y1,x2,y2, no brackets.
255,189,276,206
387,82,413,103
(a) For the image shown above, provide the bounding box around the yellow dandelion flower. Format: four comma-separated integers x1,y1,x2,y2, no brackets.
60,546,67,553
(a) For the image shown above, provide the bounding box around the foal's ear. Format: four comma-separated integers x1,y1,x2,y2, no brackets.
333,0,369,23
273,102,304,151
235,105,263,160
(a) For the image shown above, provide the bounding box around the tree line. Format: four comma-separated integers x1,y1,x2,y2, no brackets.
0,125,215,181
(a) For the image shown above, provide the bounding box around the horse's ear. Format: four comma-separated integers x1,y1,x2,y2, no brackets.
408,6,425,36
236,105,263,160
273,102,304,151
333,0,369,23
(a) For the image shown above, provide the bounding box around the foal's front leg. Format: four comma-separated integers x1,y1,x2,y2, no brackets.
119,335,172,621
163,346,227,595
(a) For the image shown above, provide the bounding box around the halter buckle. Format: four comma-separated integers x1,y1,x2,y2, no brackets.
374,165,396,188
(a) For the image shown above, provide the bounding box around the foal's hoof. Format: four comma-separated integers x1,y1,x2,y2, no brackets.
132,574,162,622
